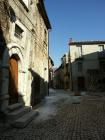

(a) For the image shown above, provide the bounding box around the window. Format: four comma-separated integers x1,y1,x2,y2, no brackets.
22,0,29,7
78,62,82,72
19,0,29,11
44,29,47,42
43,29,47,49
14,24,24,39
99,45,104,52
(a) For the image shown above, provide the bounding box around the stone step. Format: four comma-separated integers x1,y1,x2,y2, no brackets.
13,110,38,128
7,106,31,120
8,103,23,112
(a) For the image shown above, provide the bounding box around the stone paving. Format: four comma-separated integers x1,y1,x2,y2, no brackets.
0,90,105,140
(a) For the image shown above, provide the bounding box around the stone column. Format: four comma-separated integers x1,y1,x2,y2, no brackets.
0,64,9,111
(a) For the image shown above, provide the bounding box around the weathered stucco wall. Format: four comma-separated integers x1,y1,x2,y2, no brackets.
69,43,105,91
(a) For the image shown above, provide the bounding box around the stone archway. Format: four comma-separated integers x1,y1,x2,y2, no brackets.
1,43,25,110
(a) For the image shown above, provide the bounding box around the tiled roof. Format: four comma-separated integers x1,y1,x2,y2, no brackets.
69,40,105,45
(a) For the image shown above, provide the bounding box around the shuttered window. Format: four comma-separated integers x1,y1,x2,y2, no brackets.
14,24,24,39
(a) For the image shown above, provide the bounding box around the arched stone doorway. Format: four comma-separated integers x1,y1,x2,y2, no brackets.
9,54,19,105
0,43,25,111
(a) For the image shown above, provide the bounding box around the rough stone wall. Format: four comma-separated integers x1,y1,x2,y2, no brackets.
0,0,10,37
0,0,49,106
33,3,49,98
0,0,10,93
60,54,70,90
54,66,64,89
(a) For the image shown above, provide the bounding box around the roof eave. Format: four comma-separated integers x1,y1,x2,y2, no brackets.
37,1,51,30
69,40,105,46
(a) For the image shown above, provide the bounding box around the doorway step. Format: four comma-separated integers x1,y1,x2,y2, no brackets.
7,103,38,128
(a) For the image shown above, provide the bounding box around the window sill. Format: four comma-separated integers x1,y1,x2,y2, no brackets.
14,33,23,39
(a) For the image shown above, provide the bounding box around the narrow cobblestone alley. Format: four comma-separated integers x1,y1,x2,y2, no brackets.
0,89,105,140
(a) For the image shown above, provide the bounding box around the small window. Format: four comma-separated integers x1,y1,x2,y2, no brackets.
22,0,29,8
78,62,82,72
44,29,47,42
19,0,29,11
14,24,24,39
99,45,104,52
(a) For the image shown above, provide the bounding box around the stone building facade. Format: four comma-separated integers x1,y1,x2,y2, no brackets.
49,56,54,88
54,65,64,89
61,53,70,90
54,53,70,90
69,40,105,92
0,0,51,113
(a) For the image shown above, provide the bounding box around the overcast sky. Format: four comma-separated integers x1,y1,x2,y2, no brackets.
45,0,105,67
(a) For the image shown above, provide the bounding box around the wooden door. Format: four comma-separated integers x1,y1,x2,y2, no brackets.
9,56,18,104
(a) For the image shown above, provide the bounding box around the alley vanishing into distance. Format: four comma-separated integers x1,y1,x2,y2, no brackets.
0,1,105,140
0,89,105,140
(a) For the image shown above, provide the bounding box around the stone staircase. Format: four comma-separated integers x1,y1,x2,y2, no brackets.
7,103,38,128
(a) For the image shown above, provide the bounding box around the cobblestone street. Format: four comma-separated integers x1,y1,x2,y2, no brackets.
0,89,105,140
